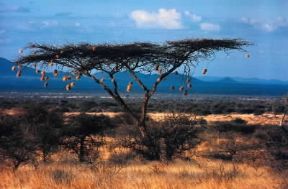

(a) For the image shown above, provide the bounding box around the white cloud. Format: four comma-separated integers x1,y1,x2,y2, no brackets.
262,23,276,32
41,20,59,28
184,11,202,22
200,22,220,32
74,22,81,27
241,17,288,32
130,9,182,29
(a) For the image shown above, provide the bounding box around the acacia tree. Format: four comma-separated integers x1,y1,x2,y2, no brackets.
62,113,112,162
0,117,37,169
24,105,63,162
15,39,248,139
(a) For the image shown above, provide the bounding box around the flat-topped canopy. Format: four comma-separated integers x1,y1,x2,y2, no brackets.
15,39,249,74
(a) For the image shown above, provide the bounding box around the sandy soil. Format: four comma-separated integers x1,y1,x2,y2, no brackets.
0,108,26,117
64,112,284,126
0,107,285,126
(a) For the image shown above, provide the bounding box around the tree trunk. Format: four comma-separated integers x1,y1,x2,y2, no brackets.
138,120,147,139
79,136,86,162
280,110,288,136
43,149,47,163
137,93,150,138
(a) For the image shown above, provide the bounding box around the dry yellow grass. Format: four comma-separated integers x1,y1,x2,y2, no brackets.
1,160,286,189
64,112,283,126
1,110,286,189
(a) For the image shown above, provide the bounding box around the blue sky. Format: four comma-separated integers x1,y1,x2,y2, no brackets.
0,0,287,80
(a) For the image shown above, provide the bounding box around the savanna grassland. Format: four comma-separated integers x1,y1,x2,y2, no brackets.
0,95,287,189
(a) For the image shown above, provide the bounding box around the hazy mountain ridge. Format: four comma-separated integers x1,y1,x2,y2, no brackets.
198,76,288,85
0,57,287,96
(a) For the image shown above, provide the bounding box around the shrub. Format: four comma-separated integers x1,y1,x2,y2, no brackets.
24,105,63,162
0,117,37,169
62,113,113,163
122,113,205,161
215,118,255,134
78,101,98,112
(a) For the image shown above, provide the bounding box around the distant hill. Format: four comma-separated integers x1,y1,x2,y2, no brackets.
198,76,288,85
0,57,288,96
0,57,16,76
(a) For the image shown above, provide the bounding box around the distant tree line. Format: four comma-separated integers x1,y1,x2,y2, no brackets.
0,98,286,115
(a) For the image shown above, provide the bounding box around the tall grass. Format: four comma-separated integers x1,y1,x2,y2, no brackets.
1,160,286,189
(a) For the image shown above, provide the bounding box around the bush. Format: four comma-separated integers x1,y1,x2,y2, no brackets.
0,117,38,169
232,118,247,125
24,105,64,162
122,113,205,161
215,118,255,134
78,101,98,112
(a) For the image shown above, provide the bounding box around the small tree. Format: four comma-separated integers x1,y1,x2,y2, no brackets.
24,105,63,162
15,39,249,141
0,117,37,169
122,113,206,160
62,113,112,162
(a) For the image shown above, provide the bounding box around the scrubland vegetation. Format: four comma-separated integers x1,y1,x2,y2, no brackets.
0,97,287,189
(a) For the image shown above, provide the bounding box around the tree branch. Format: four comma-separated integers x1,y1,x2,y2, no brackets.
124,62,149,93
149,61,183,97
86,72,138,120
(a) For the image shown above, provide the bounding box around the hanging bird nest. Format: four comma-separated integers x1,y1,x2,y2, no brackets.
53,69,58,77
65,82,76,91
44,81,48,88
18,48,23,54
126,82,133,93
202,68,208,75
65,84,72,91
245,53,251,59
40,71,46,81
11,66,16,71
62,75,71,81
179,86,184,92
16,70,22,78
69,82,76,87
